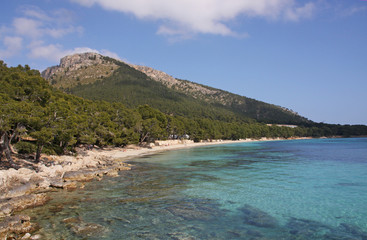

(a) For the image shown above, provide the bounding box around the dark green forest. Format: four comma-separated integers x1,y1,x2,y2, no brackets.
1,61,367,166
65,59,309,124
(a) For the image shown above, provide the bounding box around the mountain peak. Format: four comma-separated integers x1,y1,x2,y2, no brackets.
59,52,104,69
41,52,121,88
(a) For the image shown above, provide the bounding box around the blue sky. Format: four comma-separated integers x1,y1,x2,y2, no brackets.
1,0,366,125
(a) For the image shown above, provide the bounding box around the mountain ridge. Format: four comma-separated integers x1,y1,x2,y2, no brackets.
42,52,309,124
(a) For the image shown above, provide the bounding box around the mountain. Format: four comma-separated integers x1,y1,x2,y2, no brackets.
42,52,310,124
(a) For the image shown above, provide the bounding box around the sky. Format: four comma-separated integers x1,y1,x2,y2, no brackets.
0,0,366,125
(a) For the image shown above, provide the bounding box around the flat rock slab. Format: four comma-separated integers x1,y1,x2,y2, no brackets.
0,194,51,218
62,167,121,182
62,170,97,182
1,183,35,199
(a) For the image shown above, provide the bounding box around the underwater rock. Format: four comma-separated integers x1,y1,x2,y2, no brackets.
0,215,39,239
48,204,64,213
286,217,332,239
168,232,196,240
245,229,264,238
240,204,278,228
63,216,106,237
71,222,106,237
339,223,367,238
62,217,81,224
226,230,242,238
166,201,220,221
322,223,367,240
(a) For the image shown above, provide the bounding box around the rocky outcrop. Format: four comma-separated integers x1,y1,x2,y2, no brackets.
0,149,132,239
0,215,39,240
131,65,240,105
41,52,120,88
0,194,50,218
42,53,107,79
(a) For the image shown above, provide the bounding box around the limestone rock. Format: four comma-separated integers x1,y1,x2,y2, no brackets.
0,194,51,218
41,52,120,89
0,215,39,239
21,232,31,239
62,170,96,182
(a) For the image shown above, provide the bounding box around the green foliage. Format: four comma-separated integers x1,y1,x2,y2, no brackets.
65,62,309,124
14,141,36,154
1,60,367,162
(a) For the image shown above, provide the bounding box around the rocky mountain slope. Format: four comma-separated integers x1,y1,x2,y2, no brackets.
42,53,120,89
42,53,309,124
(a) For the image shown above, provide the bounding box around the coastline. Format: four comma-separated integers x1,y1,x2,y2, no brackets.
0,137,309,238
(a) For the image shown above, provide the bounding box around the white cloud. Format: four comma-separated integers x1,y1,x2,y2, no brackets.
341,6,367,17
28,43,66,61
12,12,83,40
22,6,52,22
70,0,316,37
13,18,42,39
28,42,119,63
0,5,91,63
0,36,23,58
285,2,315,21
100,49,121,60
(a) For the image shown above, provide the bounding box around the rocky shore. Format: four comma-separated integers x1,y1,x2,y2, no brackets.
0,146,133,239
0,137,302,239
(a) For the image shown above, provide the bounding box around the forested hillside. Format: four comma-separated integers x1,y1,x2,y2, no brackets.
1,61,367,166
43,53,309,124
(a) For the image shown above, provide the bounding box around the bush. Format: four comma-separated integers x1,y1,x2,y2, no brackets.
42,147,57,155
14,141,36,154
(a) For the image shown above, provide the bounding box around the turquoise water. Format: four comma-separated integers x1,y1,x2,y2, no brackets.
24,138,367,239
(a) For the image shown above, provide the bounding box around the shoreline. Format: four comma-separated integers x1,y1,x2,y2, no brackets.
93,137,308,161
0,137,311,238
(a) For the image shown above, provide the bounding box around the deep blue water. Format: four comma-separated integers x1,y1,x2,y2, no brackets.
24,138,367,239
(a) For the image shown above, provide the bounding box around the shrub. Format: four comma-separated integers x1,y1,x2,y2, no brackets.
14,141,36,154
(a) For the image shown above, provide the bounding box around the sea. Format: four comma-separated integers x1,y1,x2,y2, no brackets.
23,138,367,239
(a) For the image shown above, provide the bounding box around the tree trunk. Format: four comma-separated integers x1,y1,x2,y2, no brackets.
9,128,18,154
62,141,69,155
139,132,150,145
2,133,17,168
0,142,3,161
35,144,43,163
0,133,4,161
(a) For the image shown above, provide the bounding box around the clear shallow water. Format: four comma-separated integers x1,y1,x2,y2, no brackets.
23,138,367,239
